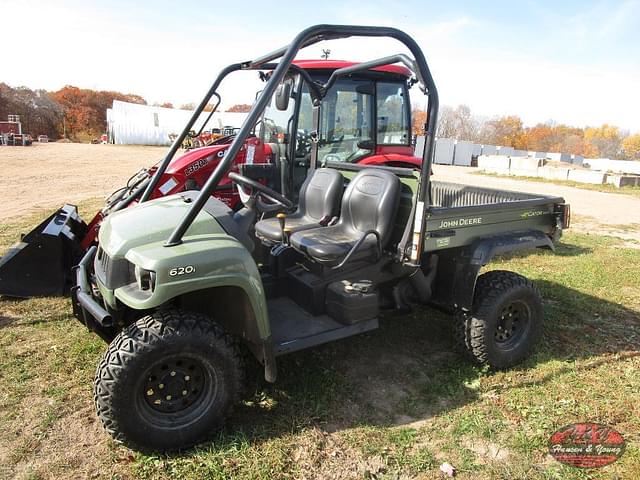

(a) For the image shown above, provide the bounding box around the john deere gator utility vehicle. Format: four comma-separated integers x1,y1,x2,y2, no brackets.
73,24,571,451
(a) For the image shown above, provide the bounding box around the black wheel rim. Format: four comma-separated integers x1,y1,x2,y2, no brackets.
138,354,218,428
494,300,531,350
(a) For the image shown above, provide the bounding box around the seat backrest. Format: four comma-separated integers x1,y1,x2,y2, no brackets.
338,168,401,246
296,168,344,221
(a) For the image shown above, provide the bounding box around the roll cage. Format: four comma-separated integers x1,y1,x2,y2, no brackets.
140,24,439,266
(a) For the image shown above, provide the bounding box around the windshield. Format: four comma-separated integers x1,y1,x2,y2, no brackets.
318,78,374,164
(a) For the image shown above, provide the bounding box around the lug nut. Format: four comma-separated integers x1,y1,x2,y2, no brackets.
159,383,164,389
182,390,188,396
147,389,154,396
184,375,190,381
170,371,176,376
166,395,172,400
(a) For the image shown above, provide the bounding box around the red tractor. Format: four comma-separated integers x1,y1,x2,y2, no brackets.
0,59,422,297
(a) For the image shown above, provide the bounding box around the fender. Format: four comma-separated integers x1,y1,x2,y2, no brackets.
117,235,270,338
430,230,554,311
120,236,277,380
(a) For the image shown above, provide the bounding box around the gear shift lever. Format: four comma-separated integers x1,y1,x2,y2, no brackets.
277,213,287,244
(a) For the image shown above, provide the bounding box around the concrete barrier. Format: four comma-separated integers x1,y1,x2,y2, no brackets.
606,174,640,187
481,145,498,156
539,166,570,181
585,158,640,175
547,152,572,163
478,155,510,174
453,140,474,166
434,138,455,164
568,169,606,184
509,156,541,177
472,143,482,158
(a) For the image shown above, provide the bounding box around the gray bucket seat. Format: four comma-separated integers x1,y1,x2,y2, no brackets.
255,168,343,243
290,168,400,267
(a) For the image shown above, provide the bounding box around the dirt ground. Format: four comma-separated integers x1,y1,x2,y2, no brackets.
1,142,640,240
0,143,166,221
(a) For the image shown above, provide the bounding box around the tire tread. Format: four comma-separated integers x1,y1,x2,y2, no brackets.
454,270,542,368
93,308,244,451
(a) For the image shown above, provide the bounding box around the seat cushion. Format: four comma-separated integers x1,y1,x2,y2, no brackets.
290,225,378,265
254,167,344,243
255,213,321,242
289,168,400,267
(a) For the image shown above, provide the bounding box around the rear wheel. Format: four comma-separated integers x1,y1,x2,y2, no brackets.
94,309,244,451
455,270,543,368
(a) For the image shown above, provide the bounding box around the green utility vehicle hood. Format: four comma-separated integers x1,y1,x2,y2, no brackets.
95,192,264,318
98,194,225,256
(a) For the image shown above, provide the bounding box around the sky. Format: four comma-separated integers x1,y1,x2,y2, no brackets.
4,0,640,131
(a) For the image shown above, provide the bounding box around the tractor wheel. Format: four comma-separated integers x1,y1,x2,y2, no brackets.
454,270,543,369
94,309,244,452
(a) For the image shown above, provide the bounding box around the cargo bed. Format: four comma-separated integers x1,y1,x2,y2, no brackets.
424,181,565,252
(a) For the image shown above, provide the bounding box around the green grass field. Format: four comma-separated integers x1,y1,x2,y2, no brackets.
1,202,639,479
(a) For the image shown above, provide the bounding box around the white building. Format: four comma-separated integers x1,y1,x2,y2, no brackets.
107,100,248,145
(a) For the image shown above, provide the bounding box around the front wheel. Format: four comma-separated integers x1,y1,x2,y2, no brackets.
455,270,543,369
93,309,244,452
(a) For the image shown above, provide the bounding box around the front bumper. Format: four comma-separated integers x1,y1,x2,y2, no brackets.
71,246,115,342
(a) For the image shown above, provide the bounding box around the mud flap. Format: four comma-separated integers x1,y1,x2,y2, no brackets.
0,205,88,297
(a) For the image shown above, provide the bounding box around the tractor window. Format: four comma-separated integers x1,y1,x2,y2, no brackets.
295,85,314,161
376,82,409,145
260,81,297,146
318,79,374,164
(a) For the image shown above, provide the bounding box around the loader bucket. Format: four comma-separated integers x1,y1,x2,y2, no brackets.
0,205,88,297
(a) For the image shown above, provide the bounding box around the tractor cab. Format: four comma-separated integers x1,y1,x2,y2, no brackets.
254,59,416,201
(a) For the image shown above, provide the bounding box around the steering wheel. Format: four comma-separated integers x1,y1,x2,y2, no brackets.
228,172,294,212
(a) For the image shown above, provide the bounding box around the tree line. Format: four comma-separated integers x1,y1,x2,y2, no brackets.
412,105,640,160
0,83,250,142
0,83,147,141
2,81,638,158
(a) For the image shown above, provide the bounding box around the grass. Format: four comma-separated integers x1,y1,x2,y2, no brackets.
1,206,639,479
474,170,640,198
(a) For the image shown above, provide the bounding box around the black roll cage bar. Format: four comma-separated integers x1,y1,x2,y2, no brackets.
140,24,439,266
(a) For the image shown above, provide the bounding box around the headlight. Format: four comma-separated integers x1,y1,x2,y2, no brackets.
134,265,156,292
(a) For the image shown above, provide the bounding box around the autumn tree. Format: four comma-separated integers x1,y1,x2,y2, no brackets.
152,102,174,109
0,83,63,138
226,104,252,113
411,108,427,136
51,86,146,139
622,134,640,160
480,115,527,149
525,124,554,151
583,124,623,158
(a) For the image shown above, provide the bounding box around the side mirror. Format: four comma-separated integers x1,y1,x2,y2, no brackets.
275,80,293,111
357,139,375,150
